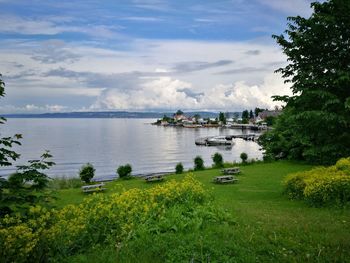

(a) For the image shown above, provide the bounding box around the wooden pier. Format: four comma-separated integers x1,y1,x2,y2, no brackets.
224,134,259,141
195,134,259,146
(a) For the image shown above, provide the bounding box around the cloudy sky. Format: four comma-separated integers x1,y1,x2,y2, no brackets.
0,0,315,113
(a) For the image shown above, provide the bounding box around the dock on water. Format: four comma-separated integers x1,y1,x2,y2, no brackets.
195,134,259,146
224,134,259,141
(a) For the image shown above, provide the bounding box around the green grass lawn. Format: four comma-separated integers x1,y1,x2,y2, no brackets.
54,161,350,262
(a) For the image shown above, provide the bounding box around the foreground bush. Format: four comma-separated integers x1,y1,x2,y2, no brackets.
0,174,230,262
79,163,95,183
240,152,248,163
194,156,204,171
175,162,184,174
283,157,350,206
117,164,132,178
212,152,223,168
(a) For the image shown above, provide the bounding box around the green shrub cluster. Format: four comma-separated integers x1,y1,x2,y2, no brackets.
0,175,231,262
79,163,95,183
117,164,132,178
284,157,350,206
175,162,184,174
194,156,204,171
240,152,248,163
212,152,223,168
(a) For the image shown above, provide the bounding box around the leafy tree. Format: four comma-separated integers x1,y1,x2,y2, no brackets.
212,152,224,168
240,152,248,163
254,107,264,117
249,110,254,119
175,109,183,115
218,112,226,124
175,162,184,174
265,116,276,126
117,164,132,178
1,151,55,216
241,110,249,119
194,156,204,171
79,163,95,183
260,0,350,164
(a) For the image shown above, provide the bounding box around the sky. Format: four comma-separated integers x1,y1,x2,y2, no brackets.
0,0,316,113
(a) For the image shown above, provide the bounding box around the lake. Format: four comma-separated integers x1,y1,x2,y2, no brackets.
0,118,263,179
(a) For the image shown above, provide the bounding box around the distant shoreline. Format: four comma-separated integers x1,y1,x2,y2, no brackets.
2,111,228,119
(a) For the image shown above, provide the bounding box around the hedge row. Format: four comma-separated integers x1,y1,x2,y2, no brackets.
283,157,350,206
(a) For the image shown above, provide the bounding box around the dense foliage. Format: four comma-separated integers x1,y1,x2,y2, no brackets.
284,157,350,206
212,152,223,168
0,175,231,262
259,0,350,164
117,164,132,178
194,156,204,171
175,162,184,174
79,163,95,183
218,112,226,124
1,152,55,217
240,152,248,163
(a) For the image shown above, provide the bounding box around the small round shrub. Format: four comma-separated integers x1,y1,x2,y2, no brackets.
79,163,95,183
212,152,223,168
283,171,312,199
117,164,132,178
240,152,248,163
194,156,204,171
175,162,184,174
335,157,350,175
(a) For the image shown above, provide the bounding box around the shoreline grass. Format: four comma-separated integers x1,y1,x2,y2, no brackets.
52,161,350,262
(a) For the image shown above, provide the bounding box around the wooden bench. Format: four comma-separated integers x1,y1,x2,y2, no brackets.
213,175,239,184
81,183,107,193
145,174,164,182
221,167,240,175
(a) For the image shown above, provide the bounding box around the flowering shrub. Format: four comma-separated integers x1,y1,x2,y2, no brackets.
0,174,230,262
335,157,350,175
283,157,350,206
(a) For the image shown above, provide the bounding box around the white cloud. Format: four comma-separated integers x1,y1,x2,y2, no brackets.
92,73,291,111
0,38,291,112
91,77,196,110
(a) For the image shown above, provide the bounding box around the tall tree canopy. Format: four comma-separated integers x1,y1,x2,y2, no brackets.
259,0,350,164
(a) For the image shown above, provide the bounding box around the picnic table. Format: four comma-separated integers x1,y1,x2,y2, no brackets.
81,183,107,193
145,174,164,182
213,175,239,184
221,167,240,175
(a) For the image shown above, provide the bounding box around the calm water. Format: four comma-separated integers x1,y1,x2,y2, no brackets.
1,118,263,179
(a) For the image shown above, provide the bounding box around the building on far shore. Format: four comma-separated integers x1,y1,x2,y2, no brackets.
258,110,282,120
173,113,188,122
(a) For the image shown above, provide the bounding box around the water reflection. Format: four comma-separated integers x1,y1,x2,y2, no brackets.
1,119,263,178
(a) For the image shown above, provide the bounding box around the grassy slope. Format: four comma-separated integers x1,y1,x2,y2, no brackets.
54,161,350,262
